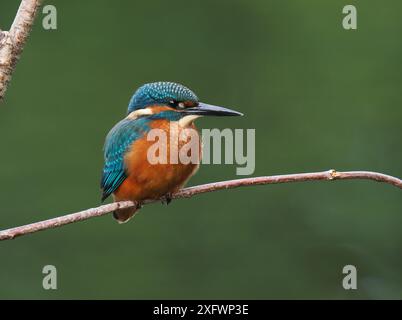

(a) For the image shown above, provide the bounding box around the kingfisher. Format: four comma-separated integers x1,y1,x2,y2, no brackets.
101,82,243,223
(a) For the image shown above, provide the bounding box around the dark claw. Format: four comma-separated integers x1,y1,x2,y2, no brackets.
161,193,172,205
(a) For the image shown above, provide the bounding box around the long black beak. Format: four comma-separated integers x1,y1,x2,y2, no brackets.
184,102,243,117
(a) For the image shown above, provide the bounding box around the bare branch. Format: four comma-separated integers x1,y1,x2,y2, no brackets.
0,169,400,241
0,0,42,100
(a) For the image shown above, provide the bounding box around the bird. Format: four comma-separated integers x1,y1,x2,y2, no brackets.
101,82,243,223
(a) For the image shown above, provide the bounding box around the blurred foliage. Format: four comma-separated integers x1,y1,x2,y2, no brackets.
0,0,401,299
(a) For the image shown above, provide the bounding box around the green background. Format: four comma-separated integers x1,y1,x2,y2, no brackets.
0,0,401,299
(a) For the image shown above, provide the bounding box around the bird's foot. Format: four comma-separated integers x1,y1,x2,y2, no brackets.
160,193,173,205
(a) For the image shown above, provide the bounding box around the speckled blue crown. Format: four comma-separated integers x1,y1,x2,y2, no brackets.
127,82,199,114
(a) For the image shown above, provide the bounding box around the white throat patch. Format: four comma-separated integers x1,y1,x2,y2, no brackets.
179,115,200,127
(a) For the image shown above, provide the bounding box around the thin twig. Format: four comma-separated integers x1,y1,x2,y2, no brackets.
0,0,42,100
0,169,401,241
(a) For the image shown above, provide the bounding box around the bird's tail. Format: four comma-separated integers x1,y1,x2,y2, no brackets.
112,204,140,224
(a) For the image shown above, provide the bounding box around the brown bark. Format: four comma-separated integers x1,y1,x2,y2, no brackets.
0,0,42,100
0,169,400,241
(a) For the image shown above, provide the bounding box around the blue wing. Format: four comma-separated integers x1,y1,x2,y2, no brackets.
101,118,150,201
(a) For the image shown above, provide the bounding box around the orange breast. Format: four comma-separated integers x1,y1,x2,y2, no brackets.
114,119,201,201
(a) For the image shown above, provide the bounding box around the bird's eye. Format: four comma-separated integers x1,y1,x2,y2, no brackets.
169,100,178,107
169,100,186,109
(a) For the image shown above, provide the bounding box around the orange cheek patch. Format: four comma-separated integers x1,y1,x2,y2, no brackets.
183,101,196,107
148,105,175,114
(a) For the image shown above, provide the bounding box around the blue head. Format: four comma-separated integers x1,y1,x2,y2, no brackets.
128,82,198,114
126,82,243,120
